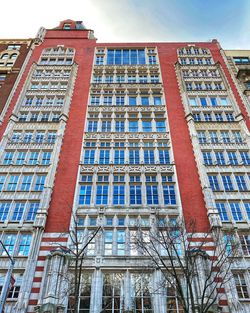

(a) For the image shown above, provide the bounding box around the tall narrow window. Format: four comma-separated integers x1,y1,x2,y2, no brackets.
18,234,32,256
96,185,109,205
131,274,152,313
26,202,39,221
35,175,46,191
216,203,229,221
79,185,92,205
99,150,110,164
113,185,125,205
84,150,95,164
163,185,176,205
0,202,11,221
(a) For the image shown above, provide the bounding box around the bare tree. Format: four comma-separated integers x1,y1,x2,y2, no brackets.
134,218,239,313
64,215,101,313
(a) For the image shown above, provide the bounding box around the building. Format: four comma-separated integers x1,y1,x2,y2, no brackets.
0,20,250,313
0,39,33,115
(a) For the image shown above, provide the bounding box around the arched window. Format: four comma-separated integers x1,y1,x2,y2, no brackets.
1,53,9,59
11,53,18,59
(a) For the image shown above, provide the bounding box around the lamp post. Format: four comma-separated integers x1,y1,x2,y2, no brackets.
0,240,15,313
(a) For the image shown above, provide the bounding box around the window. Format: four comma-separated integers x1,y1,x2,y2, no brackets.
79,185,92,205
197,131,206,144
220,98,228,106
227,151,238,165
7,175,19,191
63,23,71,30
0,175,6,191
222,175,234,191
129,121,138,132
202,151,212,165
99,150,110,164
130,185,142,205
35,175,46,191
88,121,98,132
116,96,125,106
21,175,33,191
230,202,243,221
41,151,51,165
0,202,10,221
12,203,25,221
19,113,28,122
244,203,250,220
1,53,9,59
91,96,100,105
148,55,157,64
200,98,207,106
163,185,176,205
131,274,152,313
146,184,158,205
210,97,217,106
142,121,152,132
235,175,247,191
141,97,149,106
195,83,202,90
144,150,154,164
95,56,104,65
3,151,14,165
16,151,26,165
233,131,243,144
129,96,137,106
216,203,229,221
96,185,109,205
209,131,219,143
104,230,113,255
215,151,225,165
226,113,234,122
240,151,250,165
47,132,56,144
102,121,111,132
221,131,230,143
1,234,17,256
193,114,201,122
102,273,124,313
114,150,125,164
28,151,39,165
204,113,212,121
159,150,170,164
26,202,39,221
84,150,95,164
116,75,125,83
156,121,166,132
166,285,184,313
233,57,249,65
113,185,125,205
107,49,146,65
104,96,112,105
189,98,197,107
153,96,162,105
115,121,124,132
18,234,32,256
208,175,220,191
234,274,249,298
240,235,250,256
40,113,49,122
215,113,223,122
23,132,32,143
129,150,140,164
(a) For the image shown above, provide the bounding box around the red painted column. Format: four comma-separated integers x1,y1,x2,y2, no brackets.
158,44,210,232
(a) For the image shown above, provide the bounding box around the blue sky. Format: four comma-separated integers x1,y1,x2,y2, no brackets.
2,0,250,49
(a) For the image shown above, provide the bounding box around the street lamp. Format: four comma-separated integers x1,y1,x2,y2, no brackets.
0,240,15,313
